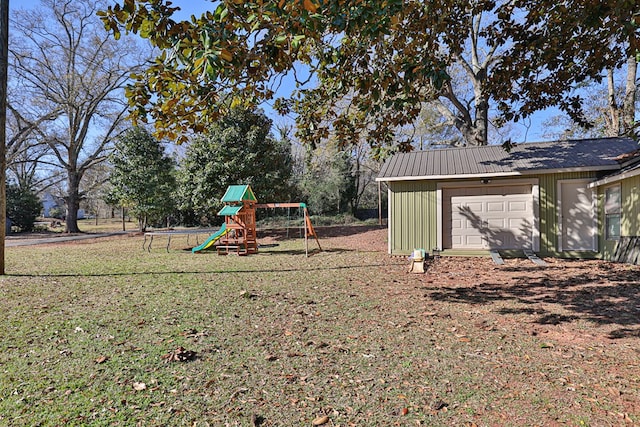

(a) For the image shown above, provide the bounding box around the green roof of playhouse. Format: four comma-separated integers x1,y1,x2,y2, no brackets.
220,185,257,203
217,205,243,216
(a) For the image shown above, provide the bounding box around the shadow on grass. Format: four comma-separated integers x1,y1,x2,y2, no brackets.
185,247,345,256
6,261,401,278
422,262,640,340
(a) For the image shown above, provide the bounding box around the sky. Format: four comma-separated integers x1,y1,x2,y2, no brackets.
12,0,565,145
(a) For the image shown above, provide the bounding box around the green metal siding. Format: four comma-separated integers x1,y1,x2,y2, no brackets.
389,171,602,257
389,181,437,254
597,187,615,260
622,175,640,235
599,174,640,261
537,171,600,257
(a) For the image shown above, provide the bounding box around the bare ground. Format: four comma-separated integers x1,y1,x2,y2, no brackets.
301,225,640,422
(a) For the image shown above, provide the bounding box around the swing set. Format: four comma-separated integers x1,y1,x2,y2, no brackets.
192,185,321,256
255,202,322,256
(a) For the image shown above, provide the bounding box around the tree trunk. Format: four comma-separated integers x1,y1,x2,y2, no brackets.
605,56,637,137
64,172,82,233
622,55,637,135
0,0,8,275
473,91,489,146
606,67,621,137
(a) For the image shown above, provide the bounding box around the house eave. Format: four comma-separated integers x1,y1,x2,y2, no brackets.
376,171,520,182
588,166,640,188
376,165,619,183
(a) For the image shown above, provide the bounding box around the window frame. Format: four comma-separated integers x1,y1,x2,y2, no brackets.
604,185,621,241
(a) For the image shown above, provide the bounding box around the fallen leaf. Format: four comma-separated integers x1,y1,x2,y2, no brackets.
133,382,147,391
95,355,109,364
161,347,197,362
312,415,329,425
430,399,448,411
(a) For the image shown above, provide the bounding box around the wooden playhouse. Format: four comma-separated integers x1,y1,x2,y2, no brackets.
216,185,258,255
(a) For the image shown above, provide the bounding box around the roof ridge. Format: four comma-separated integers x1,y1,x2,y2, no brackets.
409,136,636,154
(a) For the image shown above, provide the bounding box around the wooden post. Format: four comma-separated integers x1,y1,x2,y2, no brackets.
304,207,308,257
0,0,9,275
378,181,382,226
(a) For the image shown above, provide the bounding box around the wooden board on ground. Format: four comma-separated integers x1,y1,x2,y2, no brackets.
524,249,547,266
489,250,504,265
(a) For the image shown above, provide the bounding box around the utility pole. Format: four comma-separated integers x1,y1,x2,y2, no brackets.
0,0,9,275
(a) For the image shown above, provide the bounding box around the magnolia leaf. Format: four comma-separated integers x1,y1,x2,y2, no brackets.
219,49,233,62
303,0,318,13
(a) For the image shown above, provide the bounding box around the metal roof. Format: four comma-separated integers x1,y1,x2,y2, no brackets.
220,185,257,202
589,155,640,188
377,137,639,181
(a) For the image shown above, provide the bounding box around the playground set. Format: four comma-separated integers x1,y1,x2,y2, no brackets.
190,185,321,256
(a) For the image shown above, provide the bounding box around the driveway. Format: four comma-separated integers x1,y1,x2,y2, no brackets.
4,232,127,247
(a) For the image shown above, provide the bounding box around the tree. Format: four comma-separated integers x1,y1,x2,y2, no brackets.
540,67,639,141
101,0,639,152
6,183,42,232
604,57,638,137
10,0,149,233
487,0,639,135
176,107,293,225
300,143,355,215
81,162,112,222
0,0,7,274
106,127,176,232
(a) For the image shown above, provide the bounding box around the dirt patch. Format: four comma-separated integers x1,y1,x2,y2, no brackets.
309,226,640,421
258,224,386,251
282,226,640,423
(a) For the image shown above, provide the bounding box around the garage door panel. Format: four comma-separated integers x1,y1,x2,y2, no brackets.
466,202,484,212
508,218,527,229
487,202,506,212
447,187,533,250
508,201,527,211
465,235,484,246
488,218,505,228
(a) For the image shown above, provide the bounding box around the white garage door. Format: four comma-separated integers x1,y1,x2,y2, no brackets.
444,186,534,250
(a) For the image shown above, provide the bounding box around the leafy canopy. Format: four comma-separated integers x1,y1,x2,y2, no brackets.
100,0,640,150
176,107,294,224
106,127,177,231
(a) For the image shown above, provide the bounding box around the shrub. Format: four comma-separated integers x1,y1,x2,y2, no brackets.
6,185,43,232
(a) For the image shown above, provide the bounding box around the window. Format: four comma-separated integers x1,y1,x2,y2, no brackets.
604,185,621,240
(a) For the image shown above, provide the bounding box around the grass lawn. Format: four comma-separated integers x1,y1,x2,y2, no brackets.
0,228,638,426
